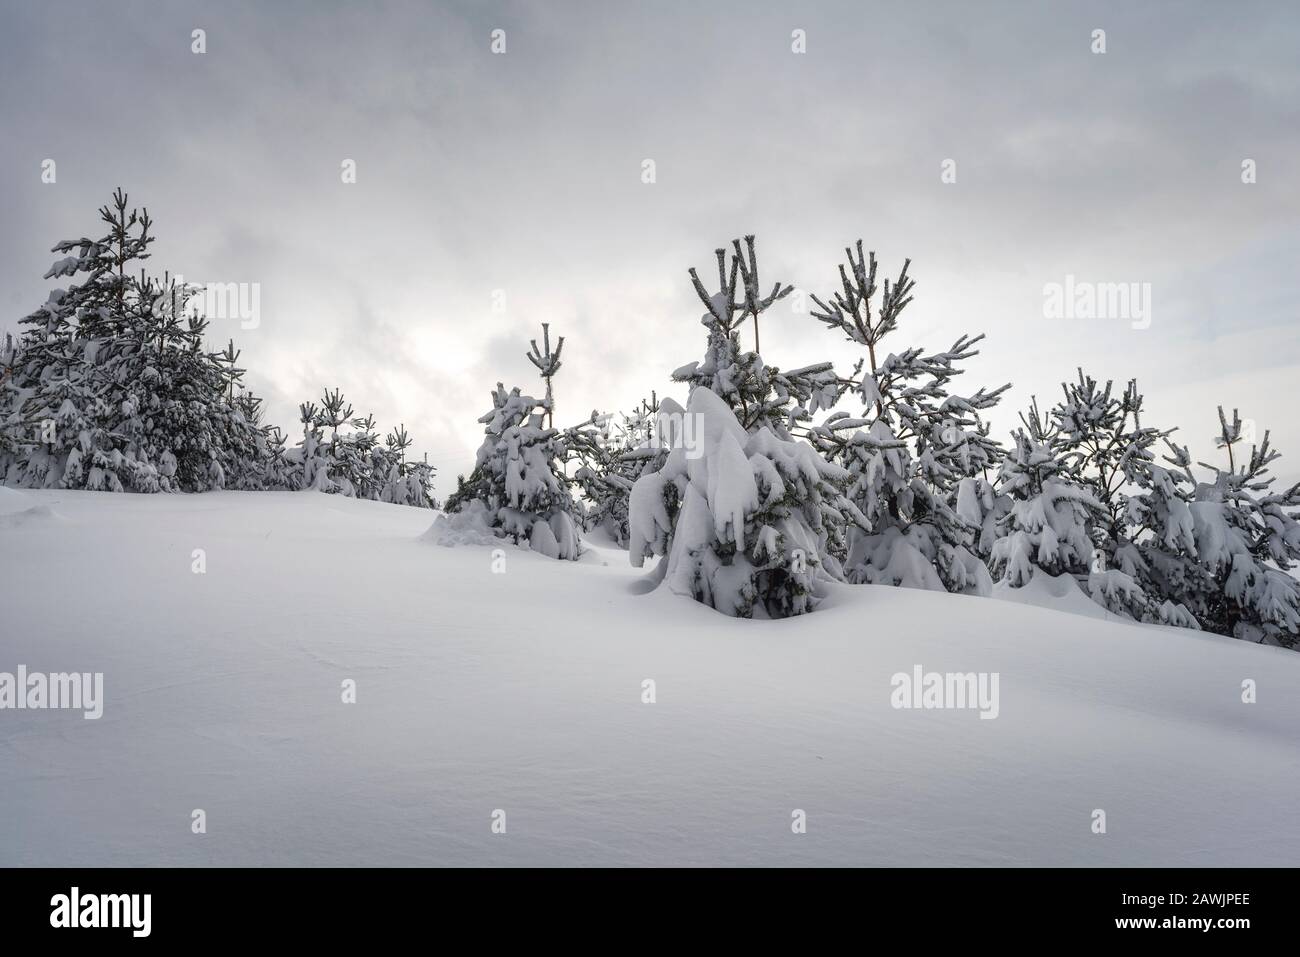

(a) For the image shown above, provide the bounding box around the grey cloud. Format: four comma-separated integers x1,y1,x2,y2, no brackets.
1,0,1297,483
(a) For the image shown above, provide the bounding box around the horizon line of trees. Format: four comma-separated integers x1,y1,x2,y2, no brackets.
0,189,435,508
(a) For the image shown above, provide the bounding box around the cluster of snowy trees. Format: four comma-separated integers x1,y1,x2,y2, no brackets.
0,190,436,508
287,388,436,507
446,235,1300,649
6,195,1293,647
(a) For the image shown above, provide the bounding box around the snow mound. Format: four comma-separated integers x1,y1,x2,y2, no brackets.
0,486,63,526
0,486,34,515
420,501,499,548
3,489,1299,867
991,570,1110,621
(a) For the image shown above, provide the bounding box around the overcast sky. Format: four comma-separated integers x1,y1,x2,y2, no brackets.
2,0,1298,489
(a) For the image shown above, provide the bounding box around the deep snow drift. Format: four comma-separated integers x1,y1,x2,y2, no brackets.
1,489,1298,866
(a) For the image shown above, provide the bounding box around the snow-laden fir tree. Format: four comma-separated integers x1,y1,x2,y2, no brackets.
628,237,866,617
1124,451,1205,629
289,390,379,496
291,396,332,493
953,472,1010,566
574,392,682,547
377,424,438,508
1146,410,1300,646
0,191,283,493
444,383,580,559
226,389,292,492
0,334,16,461
989,399,1108,590
127,291,273,492
1046,370,1184,621
1,189,159,490
806,241,1008,595
571,423,630,545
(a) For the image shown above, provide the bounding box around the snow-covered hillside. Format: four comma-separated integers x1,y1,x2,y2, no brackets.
2,489,1298,866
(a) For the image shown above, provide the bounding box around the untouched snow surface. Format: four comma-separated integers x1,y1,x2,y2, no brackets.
1,489,1298,866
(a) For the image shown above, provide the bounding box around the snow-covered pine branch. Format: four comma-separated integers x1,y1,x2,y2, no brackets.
526,322,564,429
674,237,833,435
989,408,1107,589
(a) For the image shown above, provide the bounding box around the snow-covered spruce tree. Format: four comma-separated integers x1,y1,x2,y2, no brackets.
572,392,682,547
1149,411,1300,647
0,334,16,461
227,390,292,492
444,383,579,559
989,399,1109,590
1,189,166,491
954,469,1011,567
806,241,1008,595
109,275,283,493
1047,370,1195,623
628,237,866,618
1,192,284,494
294,390,377,496
1125,446,1206,630
570,413,629,544
290,398,331,492
377,425,437,508
334,411,385,499
130,303,268,492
